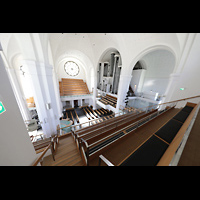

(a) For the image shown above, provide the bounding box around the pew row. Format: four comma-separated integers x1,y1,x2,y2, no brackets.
98,102,199,166
59,78,90,96
73,108,145,147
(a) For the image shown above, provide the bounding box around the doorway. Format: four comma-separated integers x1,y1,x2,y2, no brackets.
74,100,78,108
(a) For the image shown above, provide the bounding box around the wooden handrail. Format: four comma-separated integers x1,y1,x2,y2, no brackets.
32,120,74,166
32,144,51,166
157,101,200,166
120,95,200,113
160,95,200,105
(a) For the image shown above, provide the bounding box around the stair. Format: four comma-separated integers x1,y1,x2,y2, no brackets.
42,134,84,166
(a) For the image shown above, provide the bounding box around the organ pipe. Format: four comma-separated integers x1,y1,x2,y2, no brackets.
112,55,120,94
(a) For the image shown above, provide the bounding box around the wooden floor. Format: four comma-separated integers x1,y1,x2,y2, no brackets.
43,134,85,166
178,109,200,166
90,107,180,166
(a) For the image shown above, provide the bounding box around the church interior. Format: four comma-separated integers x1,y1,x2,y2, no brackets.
1,33,200,166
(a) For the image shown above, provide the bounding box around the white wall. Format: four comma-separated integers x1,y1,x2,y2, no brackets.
164,34,200,104
0,54,37,165
57,59,86,82
12,55,34,99
141,50,176,96
131,69,146,93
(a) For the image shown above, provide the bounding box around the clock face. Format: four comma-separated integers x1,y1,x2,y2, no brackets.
64,61,80,76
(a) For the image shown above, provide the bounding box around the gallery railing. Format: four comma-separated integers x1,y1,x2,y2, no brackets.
98,95,200,166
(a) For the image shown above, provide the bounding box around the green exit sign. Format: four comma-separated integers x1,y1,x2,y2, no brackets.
0,101,6,115
180,88,185,91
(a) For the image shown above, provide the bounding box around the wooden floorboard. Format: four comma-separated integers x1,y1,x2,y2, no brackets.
43,134,85,166
90,108,180,166
178,109,200,166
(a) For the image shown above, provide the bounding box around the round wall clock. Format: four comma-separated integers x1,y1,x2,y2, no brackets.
64,61,80,76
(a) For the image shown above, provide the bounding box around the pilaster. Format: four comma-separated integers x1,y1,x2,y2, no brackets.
6,68,32,121
22,60,60,138
162,73,180,104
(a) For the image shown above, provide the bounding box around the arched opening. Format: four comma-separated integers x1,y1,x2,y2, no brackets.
11,54,43,136
55,49,94,91
97,48,122,95
128,48,176,110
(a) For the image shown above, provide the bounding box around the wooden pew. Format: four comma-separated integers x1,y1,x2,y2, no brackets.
70,111,74,124
74,110,79,123
83,108,91,120
77,110,149,148
75,109,140,139
88,107,98,118
59,78,90,96
86,107,95,119
80,109,158,165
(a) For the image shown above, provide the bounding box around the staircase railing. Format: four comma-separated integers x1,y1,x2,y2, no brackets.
32,125,66,166
32,144,51,166
32,135,58,166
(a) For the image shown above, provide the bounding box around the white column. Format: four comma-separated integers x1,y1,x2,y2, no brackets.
110,52,115,77
112,55,120,94
52,70,62,117
22,60,60,138
100,62,104,91
81,99,83,107
115,75,132,113
93,73,97,109
0,51,31,122
6,68,32,121
71,100,74,108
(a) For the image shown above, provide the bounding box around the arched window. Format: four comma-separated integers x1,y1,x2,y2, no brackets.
64,61,80,77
